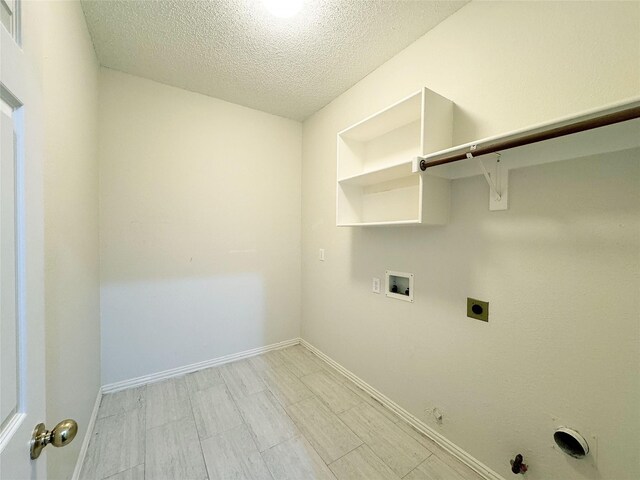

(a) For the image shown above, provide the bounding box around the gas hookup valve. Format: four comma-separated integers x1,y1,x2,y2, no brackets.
510,454,528,475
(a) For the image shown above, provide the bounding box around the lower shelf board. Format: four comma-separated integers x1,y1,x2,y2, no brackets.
337,219,422,227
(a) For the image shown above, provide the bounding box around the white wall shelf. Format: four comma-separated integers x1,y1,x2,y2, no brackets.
413,98,640,211
336,87,453,226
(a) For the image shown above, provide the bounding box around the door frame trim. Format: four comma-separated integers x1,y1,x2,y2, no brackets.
70,390,101,480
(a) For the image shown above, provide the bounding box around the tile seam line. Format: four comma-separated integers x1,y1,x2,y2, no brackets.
182,376,211,480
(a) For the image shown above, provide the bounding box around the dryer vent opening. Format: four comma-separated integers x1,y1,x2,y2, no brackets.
553,428,589,458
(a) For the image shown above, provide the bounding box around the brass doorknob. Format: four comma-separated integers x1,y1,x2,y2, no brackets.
30,419,78,459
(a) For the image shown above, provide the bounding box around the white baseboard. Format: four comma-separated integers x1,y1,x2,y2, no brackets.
299,338,505,480
71,388,102,480
101,338,300,394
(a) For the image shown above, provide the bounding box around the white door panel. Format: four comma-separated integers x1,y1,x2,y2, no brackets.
0,0,47,478
1,100,18,433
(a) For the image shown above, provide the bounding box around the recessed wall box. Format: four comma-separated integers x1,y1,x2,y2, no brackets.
385,271,414,302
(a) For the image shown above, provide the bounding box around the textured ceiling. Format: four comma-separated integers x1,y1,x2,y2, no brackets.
81,0,468,120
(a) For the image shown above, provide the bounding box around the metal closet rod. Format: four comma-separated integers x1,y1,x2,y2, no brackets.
419,105,640,171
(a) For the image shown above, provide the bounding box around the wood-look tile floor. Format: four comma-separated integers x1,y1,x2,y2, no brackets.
80,345,484,480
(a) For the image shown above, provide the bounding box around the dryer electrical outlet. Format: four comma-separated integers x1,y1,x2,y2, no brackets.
467,298,489,322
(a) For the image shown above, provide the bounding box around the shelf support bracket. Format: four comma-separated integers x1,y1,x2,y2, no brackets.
467,146,509,211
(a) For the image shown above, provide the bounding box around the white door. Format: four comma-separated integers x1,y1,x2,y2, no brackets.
0,0,47,478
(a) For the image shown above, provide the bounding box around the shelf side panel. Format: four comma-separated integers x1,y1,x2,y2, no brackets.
422,88,454,155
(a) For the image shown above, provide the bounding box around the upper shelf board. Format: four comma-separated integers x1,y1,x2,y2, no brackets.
338,90,422,143
414,97,640,179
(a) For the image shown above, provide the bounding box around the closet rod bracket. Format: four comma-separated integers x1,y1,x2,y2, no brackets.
467,146,509,211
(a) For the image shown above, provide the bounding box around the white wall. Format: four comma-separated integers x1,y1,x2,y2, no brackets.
99,69,302,385
301,2,640,480
41,2,101,479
